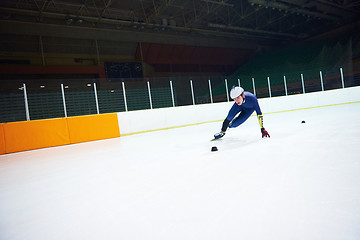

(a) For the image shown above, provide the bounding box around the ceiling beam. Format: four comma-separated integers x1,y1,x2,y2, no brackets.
208,23,298,38
248,0,340,21
0,6,290,45
0,20,258,49
146,0,174,23
200,0,234,8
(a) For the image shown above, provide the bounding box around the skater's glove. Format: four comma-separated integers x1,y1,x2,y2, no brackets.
214,131,226,139
261,128,270,138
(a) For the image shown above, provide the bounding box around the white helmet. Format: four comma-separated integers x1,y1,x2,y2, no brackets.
230,86,244,99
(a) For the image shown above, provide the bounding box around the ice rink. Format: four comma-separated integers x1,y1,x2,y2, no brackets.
1,102,360,240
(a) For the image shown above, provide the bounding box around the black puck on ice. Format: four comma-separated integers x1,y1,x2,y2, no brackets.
211,146,218,152
301,120,306,123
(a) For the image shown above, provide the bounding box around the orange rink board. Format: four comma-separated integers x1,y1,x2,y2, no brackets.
67,113,120,144
2,118,70,154
0,113,120,154
0,124,5,154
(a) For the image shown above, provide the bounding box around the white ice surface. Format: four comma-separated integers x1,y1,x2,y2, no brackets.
1,103,360,240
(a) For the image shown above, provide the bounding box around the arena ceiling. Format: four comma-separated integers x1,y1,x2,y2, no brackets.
0,0,360,49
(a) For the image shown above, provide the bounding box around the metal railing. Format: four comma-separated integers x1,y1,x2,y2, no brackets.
0,66,359,123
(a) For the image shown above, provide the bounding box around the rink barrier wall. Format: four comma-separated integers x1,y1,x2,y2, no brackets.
0,113,120,154
117,103,232,136
1,86,359,154
258,86,360,114
0,124,5,155
2,118,70,154
117,86,360,136
66,114,120,144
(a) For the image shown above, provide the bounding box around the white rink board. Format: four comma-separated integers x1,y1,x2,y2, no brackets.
118,86,360,135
